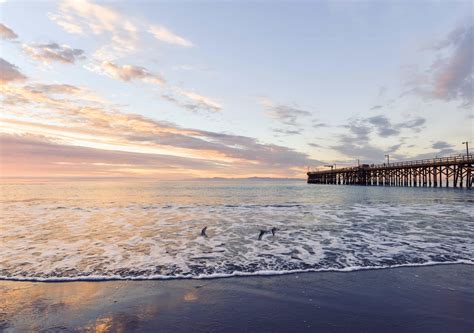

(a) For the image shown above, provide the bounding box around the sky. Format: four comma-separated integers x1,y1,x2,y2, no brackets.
0,0,472,179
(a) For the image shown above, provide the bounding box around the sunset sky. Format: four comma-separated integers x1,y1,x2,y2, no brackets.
0,0,472,179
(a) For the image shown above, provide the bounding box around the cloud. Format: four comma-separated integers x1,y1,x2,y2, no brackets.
370,105,383,110
46,1,208,112
0,58,27,83
259,97,312,128
331,115,425,162
330,119,384,162
273,128,301,136
402,117,426,129
49,0,192,60
431,141,453,150
1,79,320,177
85,60,218,112
49,0,137,36
343,120,371,142
2,115,320,177
331,142,386,162
312,121,328,129
430,26,468,51
367,115,399,137
24,83,81,95
149,25,193,47
0,131,320,179
22,43,85,64
0,133,222,178
0,23,18,40
432,27,472,106
408,141,459,160
86,61,221,111
162,88,222,113
0,82,109,109
178,89,221,112
88,61,165,85
406,24,473,108
367,115,426,138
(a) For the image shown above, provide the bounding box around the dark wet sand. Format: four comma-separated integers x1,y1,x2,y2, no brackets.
1,264,473,332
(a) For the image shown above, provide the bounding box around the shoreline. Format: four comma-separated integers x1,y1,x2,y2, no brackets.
1,264,473,332
1,260,473,282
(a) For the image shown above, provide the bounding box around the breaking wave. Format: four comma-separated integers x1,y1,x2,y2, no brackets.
1,196,473,281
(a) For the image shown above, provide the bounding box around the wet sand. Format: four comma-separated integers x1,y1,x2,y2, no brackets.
1,264,473,332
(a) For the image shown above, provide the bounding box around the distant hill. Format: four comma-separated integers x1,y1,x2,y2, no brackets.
192,177,305,181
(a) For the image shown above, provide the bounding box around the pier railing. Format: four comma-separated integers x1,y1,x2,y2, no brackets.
370,154,473,169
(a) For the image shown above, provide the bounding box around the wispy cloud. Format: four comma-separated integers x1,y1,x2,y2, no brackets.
259,97,312,127
0,24,86,66
312,120,328,129
431,141,453,150
45,1,219,116
0,23,17,40
85,60,221,112
149,25,193,47
367,115,426,138
48,0,137,36
162,88,222,113
0,58,26,83
258,97,316,138
22,43,85,64
88,61,165,85
407,140,459,160
24,83,81,95
178,89,222,112
0,133,221,178
330,114,426,162
273,128,301,136
405,24,473,108
1,80,110,109
49,0,192,61
1,73,319,177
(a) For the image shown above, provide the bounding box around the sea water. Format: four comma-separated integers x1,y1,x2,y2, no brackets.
1,180,473,280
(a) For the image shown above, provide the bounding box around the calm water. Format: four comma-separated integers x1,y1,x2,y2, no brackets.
1,180,473,280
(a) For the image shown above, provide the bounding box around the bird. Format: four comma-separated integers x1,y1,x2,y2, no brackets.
201,226,208,237
271,227,278,236
258,230,266,240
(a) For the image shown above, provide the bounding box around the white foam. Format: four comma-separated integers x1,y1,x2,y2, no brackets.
0,260,472,282
1,197,473,281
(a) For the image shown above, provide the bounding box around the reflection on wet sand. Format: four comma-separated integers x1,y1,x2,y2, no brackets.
183,291,199,302
0,281,108,331
0,280,204,332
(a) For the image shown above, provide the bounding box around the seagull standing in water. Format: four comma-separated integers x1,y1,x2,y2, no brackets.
271,227,278,237
201,226,208,237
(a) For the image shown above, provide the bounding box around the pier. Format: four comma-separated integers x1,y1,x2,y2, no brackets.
307,155,473,189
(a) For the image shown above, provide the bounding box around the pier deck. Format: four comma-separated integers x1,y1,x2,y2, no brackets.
307,155,473,189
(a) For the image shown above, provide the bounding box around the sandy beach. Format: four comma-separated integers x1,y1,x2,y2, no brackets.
1,264,473,332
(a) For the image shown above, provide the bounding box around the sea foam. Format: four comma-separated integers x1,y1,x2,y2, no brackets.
1,197,473,281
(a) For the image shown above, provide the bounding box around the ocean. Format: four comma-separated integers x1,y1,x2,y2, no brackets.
1,180,473,281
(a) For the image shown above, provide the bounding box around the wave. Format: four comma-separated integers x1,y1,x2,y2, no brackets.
2,200,473,284
1,260,472,282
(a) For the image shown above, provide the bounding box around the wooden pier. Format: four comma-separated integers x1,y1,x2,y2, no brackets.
307,155,473,189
